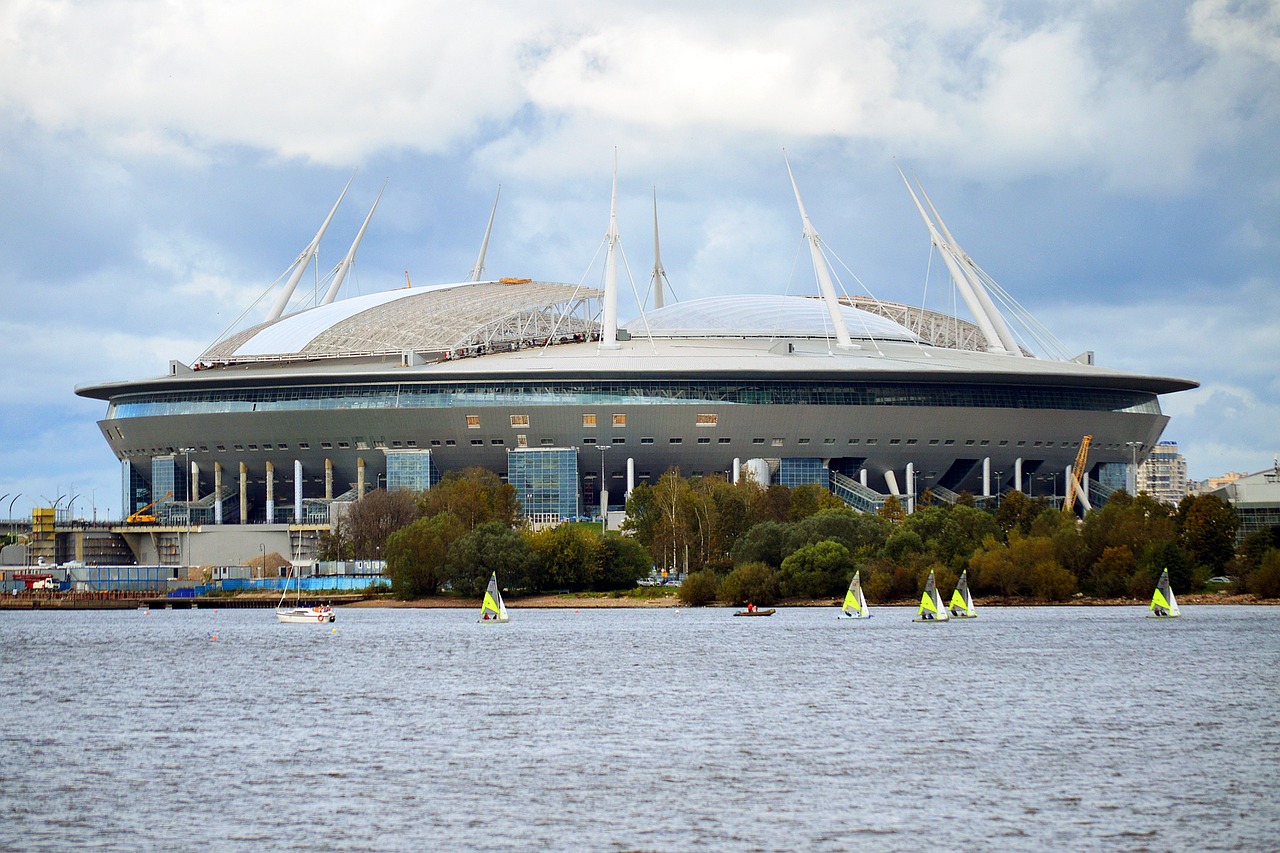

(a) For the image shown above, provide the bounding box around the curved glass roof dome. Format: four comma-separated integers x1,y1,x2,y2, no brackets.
622,294,920,342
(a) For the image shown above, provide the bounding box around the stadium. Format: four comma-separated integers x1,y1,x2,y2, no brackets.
76,168,1197,545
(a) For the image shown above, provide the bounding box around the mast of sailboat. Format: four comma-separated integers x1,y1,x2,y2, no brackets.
785,154,855,350
266,173,355,321
896,165,1010,355
320,182,386,306
599,150,622,350
916,182,1022,356
468,186,501,282
651,188,666,310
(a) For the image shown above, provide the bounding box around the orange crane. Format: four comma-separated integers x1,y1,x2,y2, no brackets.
126,492,172,524
1063,436,1092,514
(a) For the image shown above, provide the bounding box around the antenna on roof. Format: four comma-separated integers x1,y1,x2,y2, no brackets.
267,171,355,321
784,151,854,350
320,180,385,306
650,188,670,310
469,185,500,282
599,150,622,350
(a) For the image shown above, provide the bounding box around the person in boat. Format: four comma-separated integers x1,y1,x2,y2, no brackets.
482,612,490,620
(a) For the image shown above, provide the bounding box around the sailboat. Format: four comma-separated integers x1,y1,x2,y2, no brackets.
478,572,509,623
1147,567,1181,618
837,570,870,619
275,563,334,624
913,569,949,623
948,570,977,619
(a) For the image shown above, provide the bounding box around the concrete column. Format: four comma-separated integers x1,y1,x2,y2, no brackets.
1014,457,1023,493
357,457,366,498
266,461,275,523
859,468,868,487
325,458,333,500
884,470,901,496
239,462,248,524
626,457,635,497
905,461,915,514
214,462,223,524
294,459,303,523
732,457,740,485
190,460,200,502
983,457,991,497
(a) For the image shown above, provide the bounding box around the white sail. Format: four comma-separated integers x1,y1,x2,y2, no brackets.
914,570,949,622
479,572,509,623
949,570,977,618
839,570,870,619
1148,568,1181,618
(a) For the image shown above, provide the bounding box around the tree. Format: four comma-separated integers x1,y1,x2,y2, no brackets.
779,540,855,598
878,495,906,525
730,520,793,568
345,489,422,559
527,524,599,592
1176,494,1239,575
385,512,465,599
719,561,780,605
595,534,651,591
1246,549,1280,598
448,521,538,596
420,468,518,529
678,569,719,606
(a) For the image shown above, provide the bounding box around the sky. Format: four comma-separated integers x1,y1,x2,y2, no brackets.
1,0,1277,520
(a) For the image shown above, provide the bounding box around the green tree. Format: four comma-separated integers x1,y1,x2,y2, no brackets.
778,540,855,598
420,468,518,529
719,561,780,605
786,509,890,559
1176,494,1239,575
527,524,599,592
345,488,422,559
878,495,906,525
385,512,465,599
678,569,719,606
730,520,793,568
595,534,651,591
448,521,538,597
1246,549,1280,598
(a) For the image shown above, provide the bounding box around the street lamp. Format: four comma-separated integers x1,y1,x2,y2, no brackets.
179,447,196,568
1125,441,1142,494
6,493,20,520
993,472,1002,506
598,445,611,533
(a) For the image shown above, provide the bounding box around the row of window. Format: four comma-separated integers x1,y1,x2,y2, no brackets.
487,413,721,429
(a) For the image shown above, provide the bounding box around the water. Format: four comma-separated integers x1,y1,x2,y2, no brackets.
1,605,1276,852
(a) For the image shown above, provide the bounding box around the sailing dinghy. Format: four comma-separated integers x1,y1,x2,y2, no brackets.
1147,567,1181,618
913,569,949,623
948,570,977,619
837,570,870,619
479,572,510,623
276,564,334,624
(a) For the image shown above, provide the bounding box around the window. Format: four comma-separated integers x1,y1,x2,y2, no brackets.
510,414,529,428
337,441,350,449
889,439,901,445
431,440,441,446
1017,440,1026,447
321,442,332,450
965,440,976,446
771,438,784,447
391,441,402,448
641,437,654,445
695,413,718,427
216,445,227,452
906,439,918,445
446,440,456,447
719,437,732,444
866,439,878,445
823,438,835,445
540,438,555,445
613,437,626,445
697,437,711,444
262,444,273,450
298,443,309,450
798,438,811,445
373,439,386,449
944,439,955,446
928,439,939,446
753,438,765,445
471,439,484,446
979,440,989,447
491,439,504,445
670,437,683,444
583,437,597,445
612,413,626,427
582,414,597,428
466,415,481,429
248,444,258,451
407,440,417,447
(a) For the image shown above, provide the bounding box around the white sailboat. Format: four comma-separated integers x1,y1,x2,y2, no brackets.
948,569,977,619
1147,567,1181,618
913,569,949,623
275,564,334,624
837,570,870,619
478,572,509,623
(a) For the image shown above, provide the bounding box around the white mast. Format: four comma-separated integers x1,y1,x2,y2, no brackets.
917,183,1022,356
785,155,854,350
651,188,666,310
599,151,621,350
266,173,354,321
897,166,1007,353
468,186,500,283
320,182,385,306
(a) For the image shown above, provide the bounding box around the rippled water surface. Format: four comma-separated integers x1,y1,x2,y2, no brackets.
1,605,1277,851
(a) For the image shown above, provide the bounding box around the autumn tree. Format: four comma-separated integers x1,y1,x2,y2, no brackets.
385,511,465,599
420,467,518,529
448,521,538,596
345,488,422,559
1176,494,1239,575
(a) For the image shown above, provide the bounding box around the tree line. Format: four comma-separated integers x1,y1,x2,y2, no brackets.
319,466,1280,605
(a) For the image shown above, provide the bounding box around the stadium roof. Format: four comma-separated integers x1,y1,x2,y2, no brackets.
623,295,919,342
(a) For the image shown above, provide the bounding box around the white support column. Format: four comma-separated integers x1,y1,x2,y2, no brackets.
239,462,248,524
1014,457,1023,493
860,469,868,487
190,461,200,503
983,457,991,498
214,462,223,525
266,461,275,523
626,457,635,497
325,458,333,500
732,457,741,485
293,460,303,523
905,462,915,514
357,457,366,498
884,470,901,496
1066,465,1074,506
1079,470,1092,512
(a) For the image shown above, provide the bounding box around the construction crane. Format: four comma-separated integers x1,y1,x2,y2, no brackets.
126,492,172,524
1063,436,1093,515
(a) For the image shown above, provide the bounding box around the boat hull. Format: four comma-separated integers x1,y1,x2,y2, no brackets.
912,616,948,623
1146,613,1181,619
949,613,977,619
478,616,510,623
837,612,870,619
277,608,335,624
733,609,776,616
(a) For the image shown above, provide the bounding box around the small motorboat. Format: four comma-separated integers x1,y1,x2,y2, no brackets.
733,608,776,617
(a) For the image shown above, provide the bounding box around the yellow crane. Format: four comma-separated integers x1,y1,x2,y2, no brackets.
126,492,172,524
1063,436,1092,514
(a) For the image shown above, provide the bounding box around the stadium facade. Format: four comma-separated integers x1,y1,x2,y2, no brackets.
76,168,1197,534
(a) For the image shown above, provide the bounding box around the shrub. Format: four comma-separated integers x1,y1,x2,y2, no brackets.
719,561,780,605
678,569,719,606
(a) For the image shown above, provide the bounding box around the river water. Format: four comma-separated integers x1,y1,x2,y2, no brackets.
0,605,1276,851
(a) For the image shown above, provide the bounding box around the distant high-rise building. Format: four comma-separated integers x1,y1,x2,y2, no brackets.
1137,440,1188,506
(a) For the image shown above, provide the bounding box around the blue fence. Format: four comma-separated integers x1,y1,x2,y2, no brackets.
219,577,390,593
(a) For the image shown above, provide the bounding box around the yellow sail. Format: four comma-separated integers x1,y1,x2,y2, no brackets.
919,590,937,614
843,589,861,614
1150,588,1171,612
950,589,967,611
482,591,501,615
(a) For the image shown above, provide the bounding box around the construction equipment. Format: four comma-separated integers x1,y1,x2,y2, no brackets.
126,492,172,524
1063,436,1092,514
